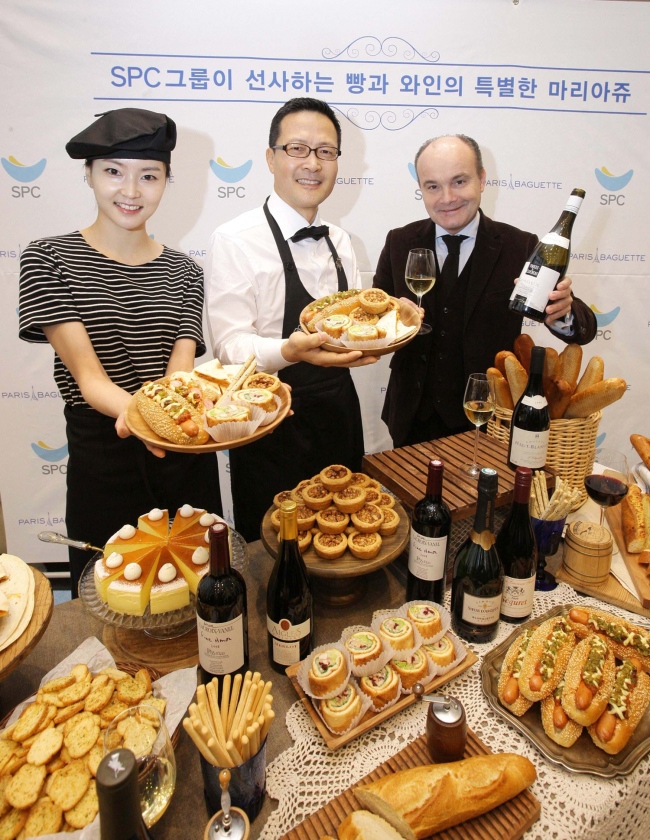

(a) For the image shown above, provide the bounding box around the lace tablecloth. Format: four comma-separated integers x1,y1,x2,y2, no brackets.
261,583,650,840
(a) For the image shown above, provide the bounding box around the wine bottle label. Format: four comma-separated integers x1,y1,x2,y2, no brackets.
267,616,310,666
461,593,502,626
565,194,584,213
197,613,245,674
408,530,448,581
501,574,536,617
541,232,570,248
510,427,550,469
521,394,548,409
512,262,560,312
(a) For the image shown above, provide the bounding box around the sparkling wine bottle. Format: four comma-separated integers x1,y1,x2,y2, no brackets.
451,467,503,643
196,522,248,687
97,748,153,840
497,466,537,623
267,500,313,673
406,459,452,604
509,188,585,322
507,345,550,471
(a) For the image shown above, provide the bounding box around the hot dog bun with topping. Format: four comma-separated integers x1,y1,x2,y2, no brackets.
135,380,210,446
566,607,650,673
497,627,536,717
541,681,583,747
588,659,650,754
518,615,576,702
560,634,616,727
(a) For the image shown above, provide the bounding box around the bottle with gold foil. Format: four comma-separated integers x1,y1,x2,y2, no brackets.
266,500,313,673
451,468,504,643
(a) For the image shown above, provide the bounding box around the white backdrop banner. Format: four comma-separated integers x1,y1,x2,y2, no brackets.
1,0,648,569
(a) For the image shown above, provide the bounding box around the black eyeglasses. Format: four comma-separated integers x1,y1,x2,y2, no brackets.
271,143,341,161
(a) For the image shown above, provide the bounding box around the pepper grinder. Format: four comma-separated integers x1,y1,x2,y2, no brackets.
413,685,467,763
203,769,251,840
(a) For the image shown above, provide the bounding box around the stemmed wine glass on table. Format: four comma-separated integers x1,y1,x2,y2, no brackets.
405,248,435,335
584,448,629,527
461,373,496,480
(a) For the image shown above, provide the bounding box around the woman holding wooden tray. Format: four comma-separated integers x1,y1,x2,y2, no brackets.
18,108,221,594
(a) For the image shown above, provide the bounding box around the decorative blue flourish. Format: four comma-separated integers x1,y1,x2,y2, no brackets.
335,107,439,131
323,36,439,63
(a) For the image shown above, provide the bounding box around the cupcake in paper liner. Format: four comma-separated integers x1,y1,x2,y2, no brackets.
340,625,392,678
401,600,452,646
204,396,265,443
371,611,423,660
314,678,371,735
357,663,402,712
231,388,282,427
297,642,351,701
339,322,392,351
390,647,436,695
422,631,467,677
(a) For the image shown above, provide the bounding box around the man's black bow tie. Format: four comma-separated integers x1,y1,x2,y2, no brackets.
290,225,329,243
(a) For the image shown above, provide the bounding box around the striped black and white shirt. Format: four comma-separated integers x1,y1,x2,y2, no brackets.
19,232,206,408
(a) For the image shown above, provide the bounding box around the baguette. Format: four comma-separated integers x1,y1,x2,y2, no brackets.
560,635,616,726
588,660,650,754
621,485,646,553
631,434,650,471
575,356,604,394
513,333,534,373
546,377,573,420
337,811,403,840
487,367,514,410
564,377,626,419
543,346,560,382
494,350,516,379
354,754,536,840
566,606,650,673
135,381,210,446
497,627,535,716
541,682,583,747
504,355,528,406
518,615,576,702
558,343,582,392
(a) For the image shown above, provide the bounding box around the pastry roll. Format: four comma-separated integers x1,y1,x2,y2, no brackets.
233,387,276,412
345,631,383,668
308,648,347,696
319,684,361,732
321,313,351,339
359,665,400,710
348,324,379,342
390,648,429,690
406,604,442,640
205,404,251,427
379,617,415,651
423,635,455,668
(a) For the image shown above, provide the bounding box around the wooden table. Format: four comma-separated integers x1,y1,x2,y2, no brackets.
362,430,547,516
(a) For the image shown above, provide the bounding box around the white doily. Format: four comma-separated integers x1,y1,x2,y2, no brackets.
260,583,650,840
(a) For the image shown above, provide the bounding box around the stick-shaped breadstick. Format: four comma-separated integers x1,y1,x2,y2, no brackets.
220,675,231,736
206,681,228,750
231,677,252,736
226,739,244,767
183,718,216,766
260,709,275,743
248,722,260,756
241,734,251,762
207,735,233,768
226,674,243,737
252,681,272,720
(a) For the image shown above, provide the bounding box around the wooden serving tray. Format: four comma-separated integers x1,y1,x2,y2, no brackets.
286,647,478,750
0,567,53,681
605,505,650,609
279,729,540,840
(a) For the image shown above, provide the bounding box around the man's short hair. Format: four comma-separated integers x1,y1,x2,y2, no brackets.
414,134,484,176
268,98,342,149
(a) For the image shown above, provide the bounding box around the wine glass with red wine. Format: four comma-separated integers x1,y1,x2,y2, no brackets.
584,448,629,527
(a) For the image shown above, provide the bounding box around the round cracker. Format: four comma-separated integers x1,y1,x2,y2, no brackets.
24,796,63,837
64,718,100,760
48,761,90,811
4,763,47,810
27,727,63,767
64,780,98,830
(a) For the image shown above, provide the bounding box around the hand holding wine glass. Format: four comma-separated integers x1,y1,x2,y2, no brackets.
405,248,435,335
461,374,496,480
584,448,629,527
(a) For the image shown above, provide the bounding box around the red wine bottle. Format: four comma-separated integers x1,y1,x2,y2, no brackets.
451,467,503,643
497,466,537,623
406,459,452,604
196,522,248,687
267,500,313,673
507,345,550,471
97,748,153,840
509,188,585,322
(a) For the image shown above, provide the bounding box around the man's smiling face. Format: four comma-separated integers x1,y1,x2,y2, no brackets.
266,111,339,223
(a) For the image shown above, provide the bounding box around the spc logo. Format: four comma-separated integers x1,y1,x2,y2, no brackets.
210,157,252,199
596,166,633,206
590,304,620,341
409,161,424,201
2,155,46,198
32,440,68,462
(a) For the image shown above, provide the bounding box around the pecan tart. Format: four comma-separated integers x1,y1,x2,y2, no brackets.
390,648,429,690
332,485,367,514
358,287,391,315
273,489,294,509
362,487,382,506
378,492,395,509
359,665,400,710
270,508,281,533
315,506,350,535
378,507,399,536
243,372,281,393
350,503,385,534
349,306,379,326
313,531,348,560
319,464,352,492
379,617,415,650
301,482,334,511
290,487,307,504
347,529,382,560
407,604,442,639
296,504,317,530
277,529,312,553
349,472,371,488
308,648,347,697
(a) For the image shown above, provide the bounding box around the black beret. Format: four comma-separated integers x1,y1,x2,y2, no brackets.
66,108,176,163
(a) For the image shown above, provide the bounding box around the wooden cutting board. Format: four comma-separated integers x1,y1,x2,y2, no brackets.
0,567,53,681
279,729,540,840
605,505,650,609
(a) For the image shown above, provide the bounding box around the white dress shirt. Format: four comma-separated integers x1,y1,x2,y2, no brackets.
205,192,361,372
435,213,573,335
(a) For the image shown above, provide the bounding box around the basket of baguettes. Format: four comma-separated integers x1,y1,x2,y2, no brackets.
620,434,650,575
487,335,626,509
125,355,291,452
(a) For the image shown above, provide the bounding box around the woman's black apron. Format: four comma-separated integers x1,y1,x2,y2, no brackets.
65,405,222,596
228,201,364,542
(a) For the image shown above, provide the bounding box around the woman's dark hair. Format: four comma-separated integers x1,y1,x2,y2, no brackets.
268,98,342,148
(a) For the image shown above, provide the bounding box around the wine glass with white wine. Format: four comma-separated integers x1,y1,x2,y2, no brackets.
461,373,496,480
405,248,436,335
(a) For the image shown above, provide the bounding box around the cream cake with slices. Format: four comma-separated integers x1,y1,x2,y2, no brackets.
94,505,221,615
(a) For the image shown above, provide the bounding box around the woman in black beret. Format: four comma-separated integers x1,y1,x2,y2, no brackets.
18,108,222,596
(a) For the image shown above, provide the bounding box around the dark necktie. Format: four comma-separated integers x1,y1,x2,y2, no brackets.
440,234,468,285
290,225,329,243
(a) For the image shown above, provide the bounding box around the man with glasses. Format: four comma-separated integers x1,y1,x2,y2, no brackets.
206,97,375,542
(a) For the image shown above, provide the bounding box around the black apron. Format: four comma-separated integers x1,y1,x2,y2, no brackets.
229,200,364,542
65,404,222,596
